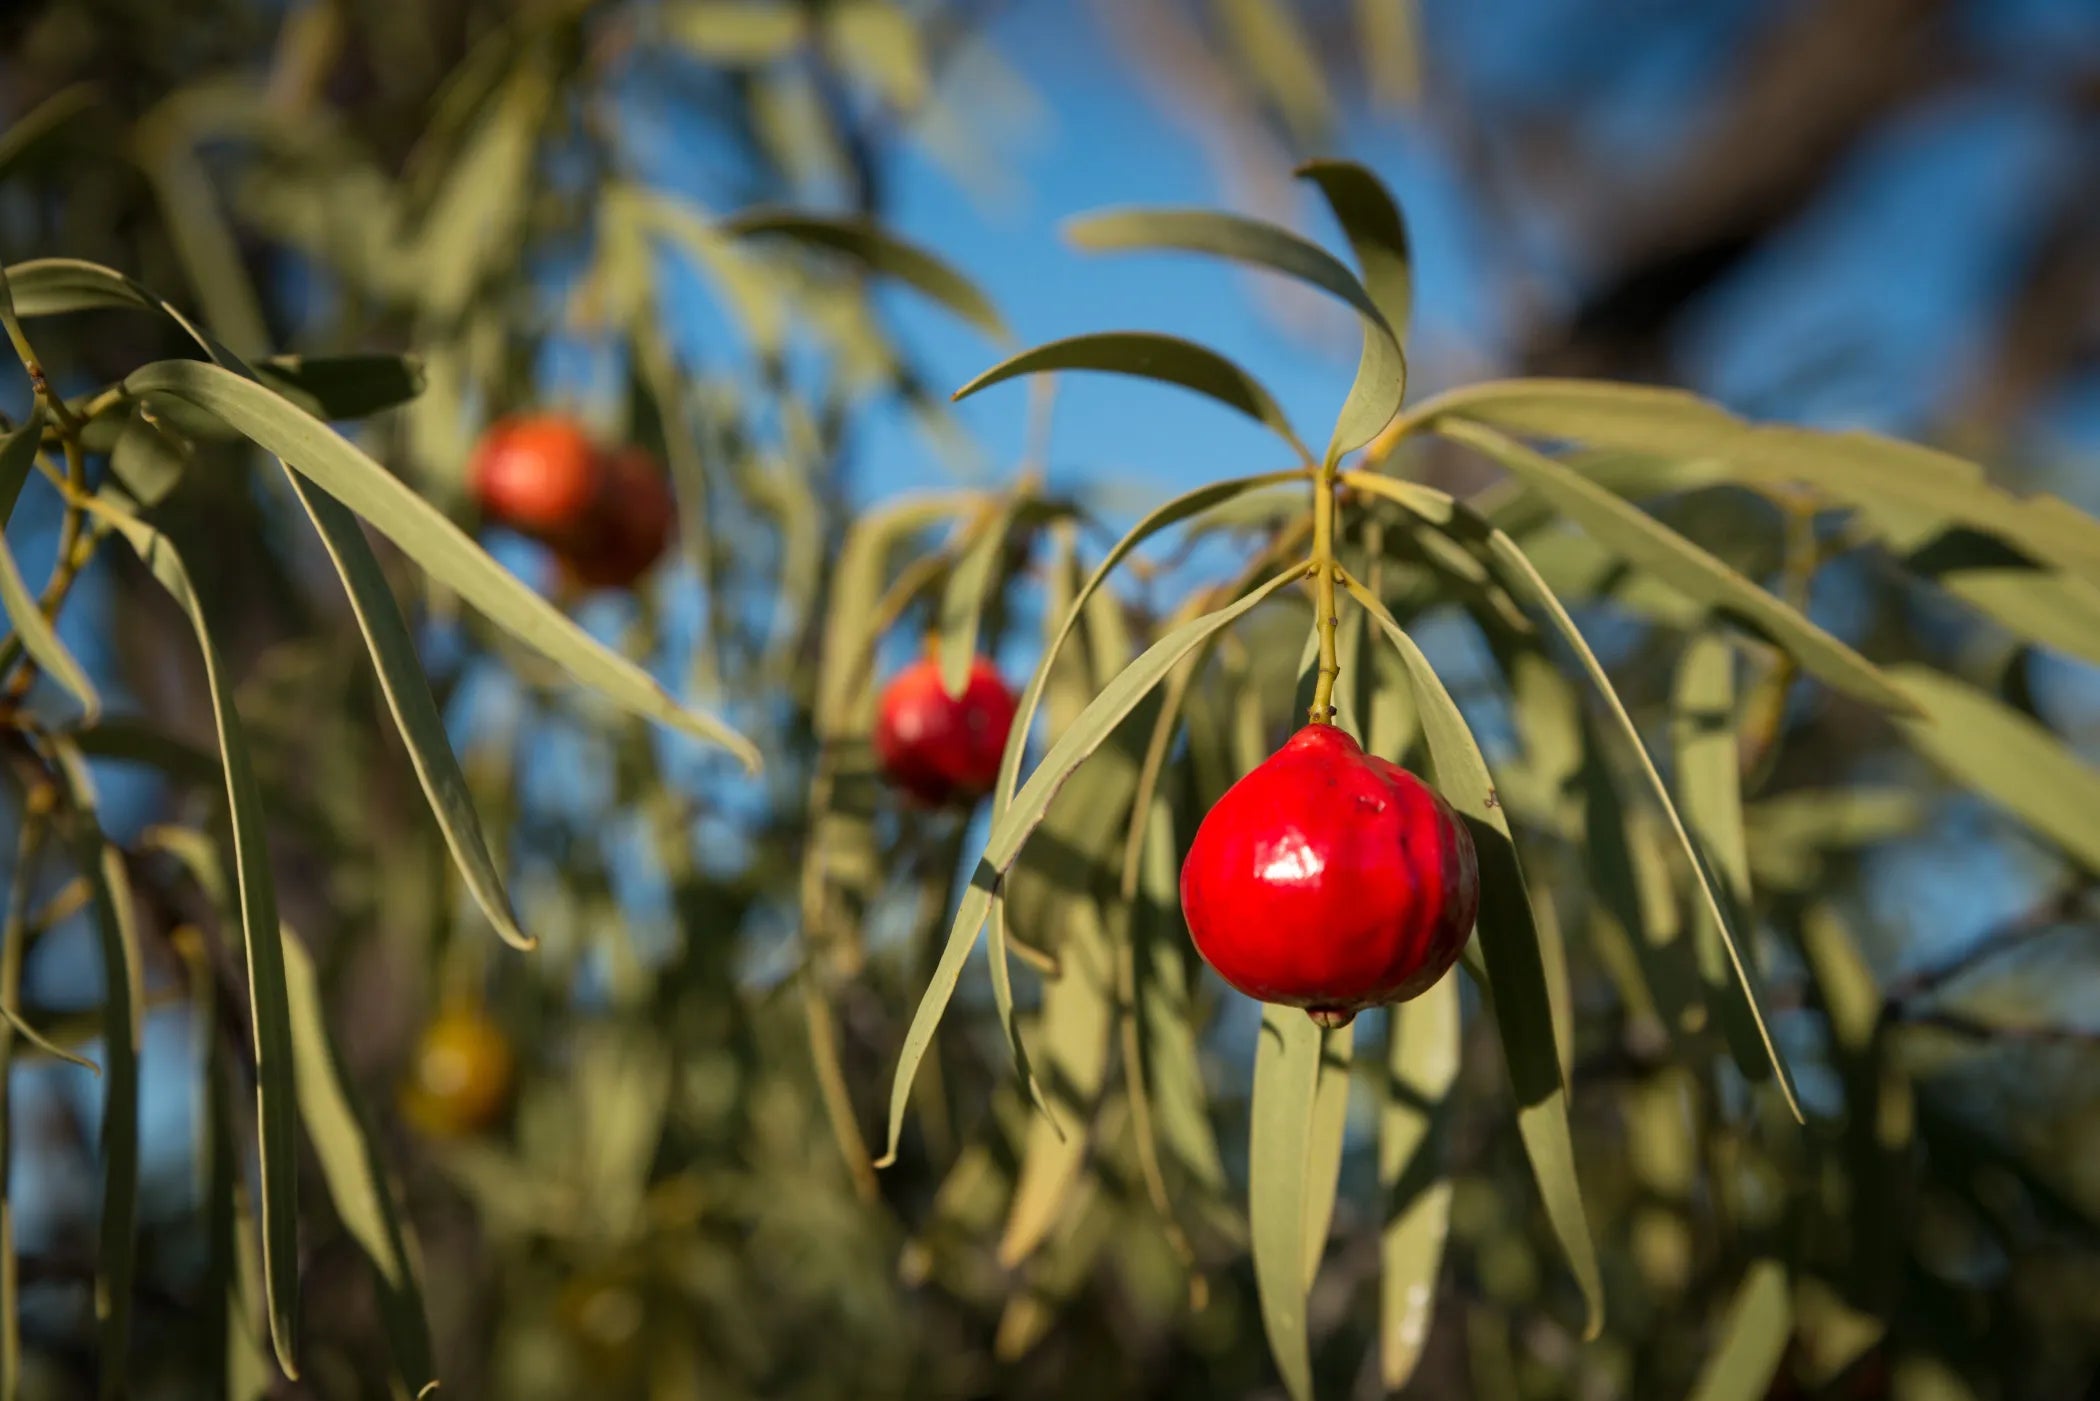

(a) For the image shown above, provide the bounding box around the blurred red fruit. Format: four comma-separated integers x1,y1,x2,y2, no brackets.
563,447,676,591
469,414,600,540
874,656,1018,806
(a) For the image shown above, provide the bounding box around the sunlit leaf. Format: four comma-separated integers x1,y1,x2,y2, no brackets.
1687,1261,1792,1401
938,498,1021,698
1340,575,1604,1337
1211,0,1332,142
1381,974,1457,1392
1356,0,1423,105
878,566,1303,1165
1298,160,1414,456
122,360,760,770
1249,1006,1320,1401
955,333,1309,458
282,473,529,950
823,1,930,112
664,0,807,63
1131,796,1227,1194
725,208,1006,340
1301,1021,1354,1287
87,506,300,1376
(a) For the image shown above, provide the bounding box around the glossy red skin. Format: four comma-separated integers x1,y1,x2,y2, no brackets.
875,657,1018,806
1179,724,1478,1023
470,415,600,539
563,447,675,590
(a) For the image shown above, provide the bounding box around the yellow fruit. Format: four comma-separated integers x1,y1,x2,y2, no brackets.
401,1007,515,1137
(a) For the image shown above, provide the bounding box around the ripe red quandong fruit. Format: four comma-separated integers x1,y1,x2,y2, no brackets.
1179,723,1479,1027
874,656,1019,806
469,414,600,542
562,446,676,591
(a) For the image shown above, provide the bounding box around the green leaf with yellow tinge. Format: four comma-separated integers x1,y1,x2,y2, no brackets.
1381,974,1458,1392
726,207,1005,340
1249,1005,1321,1401
1687,1261,1792,1401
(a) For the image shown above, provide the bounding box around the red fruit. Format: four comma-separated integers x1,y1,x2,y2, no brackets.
470,415,600,540
563,447,675,591
1179,724,1478,1026
875,656,1018,806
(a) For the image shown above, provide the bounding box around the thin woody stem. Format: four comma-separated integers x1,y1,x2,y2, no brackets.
1307,464,1341,724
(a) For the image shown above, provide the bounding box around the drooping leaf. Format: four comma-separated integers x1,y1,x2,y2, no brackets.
878,566,1303,1165
122,360,759,770
1381,974,1458,1392
1355,0,1423,105
1301,1021,1355,1288
1339,574,1604,1337
44,740,144,1399
1131,796,1227,1195
1298,160,1414,455
1687,1261,1793,1401
1889,664,2100,872
0,408,42,527
1433,420,1911,713
1249,1006,1321,1401
282,473,529,950
822,1,930,112
0,84,97,178
620,188,789,359
108,408,190,508
1211,0,1333,143
938,498,1022,698
87,506,300,1376
664,0,808,63
252,354,427,422
724,207,1006,341
955,333,1310,458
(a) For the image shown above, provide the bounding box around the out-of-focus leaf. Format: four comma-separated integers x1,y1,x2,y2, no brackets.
409,59,547,323
1249,1006,1321,1401
109,408,190,508
252,354,426,422
823,1,929,112
1210,0,1332,143
87,507,299,1376
878,566,1302,1166
1301,1021,1354,1287
1889,664,2100,872
1799,905,1881,1055
122,360,760,770
1298,160,1414,454
955,333,1309,457
0,408,41,527
1744,787,1924,890
45,740,143,1399
1381,974,1458,1392
938,498,1021,698
725,208,1005,340
664,1,806,62
281,934,436,1392
2,808,41,1395
1356,0,1423,105
993,1177,1112,1362
999,899,1116,1265
1687,1261,1792,1401
1433,420,1911,714
0,422,98,724
0,84,97,177
1485,531,1799,1116
1132,796,1227,1194
72,717,220,787
1340,575,1604,1338
134,121,271,358
618,186,788,358
282,473,529,950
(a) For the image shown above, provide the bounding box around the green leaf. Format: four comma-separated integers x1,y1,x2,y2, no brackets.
664,1,807,63
1355,0,1423,106
998,898,1116,1266
286,930,436,1389
1380,974,1458,1392
0,84,97,178
282,473,529,950
0,411,98,724
955,333,1309,458
407,60,547,324
822,1,929,112
45,740,144,1400
1301,1021,1354,1287
620,188,789,360
88,508,300,1377
878,566,1303,1165
1340,575,1604,1338
1434,420,1912,714
1132,796,1227,1194
1298,160,1415,456
938,499,1021,698
1249,1006,1320,1401
1902,530,2100,669
1211,0,1332,142
0,407,41,527
252,355,426,422
724,208,1006,340
1482,531,1800,1117
1889,664,2100,872
122,360,759,771
109,409,191,508
1687,1261,1792,1401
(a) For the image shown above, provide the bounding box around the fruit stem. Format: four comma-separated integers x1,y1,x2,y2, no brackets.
1308,466,1340,725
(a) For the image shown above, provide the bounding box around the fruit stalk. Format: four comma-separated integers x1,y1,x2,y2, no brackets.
1308,468,1340,724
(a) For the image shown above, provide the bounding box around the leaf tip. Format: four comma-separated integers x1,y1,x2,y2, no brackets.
872,1148,898,1170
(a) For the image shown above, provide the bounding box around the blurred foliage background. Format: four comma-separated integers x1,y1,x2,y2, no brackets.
1,0,2099,1398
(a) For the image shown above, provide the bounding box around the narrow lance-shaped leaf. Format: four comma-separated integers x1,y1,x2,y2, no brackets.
1381,975,1458,1392
1687,1261,1793,1401
1338,572,1605,1337
283,473,529,950
1298,160,1414,458
86,506,301,1375
0,804,44,1398
878,566,1304,1165
1432,419,1913,714
0,407,42,528
122,360,759,770
1132,795,1228,1194
938,498,1022,698
1301,1021,1355,1288
1249,1005,1321,1401
44,739,144,1399
724,207,1008,341
1480,530,1800,1116
956,333,1311,460
0,408,99,723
